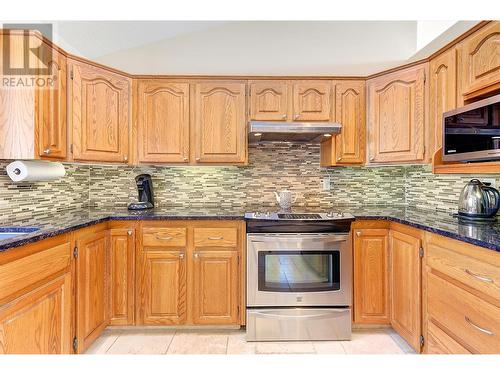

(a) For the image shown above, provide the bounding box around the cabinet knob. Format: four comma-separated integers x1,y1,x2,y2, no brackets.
127,230,133,236
337,157,341,161
294,114,300,120
194,253,199,258
124,155,128,161
195,157,201,161
179,253,185,259
369,157,375,161
282,114,287,119
183,157,188,161
356,231,361,237
43,149,51,155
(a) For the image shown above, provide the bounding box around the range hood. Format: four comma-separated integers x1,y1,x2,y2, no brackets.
248,121,342,144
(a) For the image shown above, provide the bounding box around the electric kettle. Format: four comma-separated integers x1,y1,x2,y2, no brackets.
458,179,500,220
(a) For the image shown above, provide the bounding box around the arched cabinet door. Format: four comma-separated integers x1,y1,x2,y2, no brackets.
249,80,288,121
193,81,247,164
292,81,332,121
70,60,130,163
137,80,190,163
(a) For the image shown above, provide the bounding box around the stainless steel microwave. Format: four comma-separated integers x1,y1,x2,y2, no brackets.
442,93,500,162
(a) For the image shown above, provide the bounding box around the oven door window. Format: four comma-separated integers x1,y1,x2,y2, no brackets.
258,251,340,292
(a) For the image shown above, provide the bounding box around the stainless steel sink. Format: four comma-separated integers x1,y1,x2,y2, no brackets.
0,227,39,240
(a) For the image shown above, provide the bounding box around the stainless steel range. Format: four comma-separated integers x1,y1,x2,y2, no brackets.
245,211,354,341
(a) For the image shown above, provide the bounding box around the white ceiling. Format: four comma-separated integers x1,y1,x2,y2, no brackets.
50,20,479,76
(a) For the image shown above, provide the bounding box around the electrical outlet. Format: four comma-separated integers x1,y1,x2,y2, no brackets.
322,177,331,191
481,178,496,188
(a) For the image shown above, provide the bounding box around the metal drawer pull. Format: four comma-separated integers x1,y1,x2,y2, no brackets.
465,269,494,284
155,235,173,240
208,236,223,240
465,316,494,336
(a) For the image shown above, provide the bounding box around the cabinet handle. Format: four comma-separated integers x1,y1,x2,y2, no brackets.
127,230,133,236
155,235,173,240
43,148,51,155
355,231,361,237
465,316,494,336
208,236,223,240
465,269,494,284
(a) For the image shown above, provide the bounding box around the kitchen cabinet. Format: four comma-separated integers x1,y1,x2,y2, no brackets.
367,63,428,163
70,59,130,163
193,81,247,164
321,80,365,166
458,21,500,101
136,80,190,163
292,81,333,121
249,80,288,121
109,227,135,326
0,236,73,354
75,227,110,353
389,227,422,351
353,226,391,324
429,48,457,153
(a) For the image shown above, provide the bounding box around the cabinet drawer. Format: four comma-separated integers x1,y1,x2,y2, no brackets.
427,272,500,354
427,321,470,354
427,238,500,302
142,227,187,247
0,240,71,303
193,228,238,248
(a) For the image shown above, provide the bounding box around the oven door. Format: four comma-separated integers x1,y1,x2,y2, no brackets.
247,233,351,307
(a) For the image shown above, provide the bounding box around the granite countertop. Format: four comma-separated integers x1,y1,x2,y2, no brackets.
0,205,498,253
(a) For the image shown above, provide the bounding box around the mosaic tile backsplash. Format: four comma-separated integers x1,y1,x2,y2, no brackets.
1,144,499,222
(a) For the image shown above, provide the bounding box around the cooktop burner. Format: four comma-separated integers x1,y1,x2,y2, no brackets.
278,213,322,219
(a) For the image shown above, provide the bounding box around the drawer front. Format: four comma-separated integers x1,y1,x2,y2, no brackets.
427,322,470,354
427,240,500,302
427,272,500,354
0,241,72,303
142,227,187,247
194,227,238,248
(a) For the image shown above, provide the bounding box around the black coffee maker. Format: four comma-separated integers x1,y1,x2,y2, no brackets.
128,174,155,210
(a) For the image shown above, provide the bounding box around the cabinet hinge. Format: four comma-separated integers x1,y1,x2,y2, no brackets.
423,71,426,84
70,69,74,80
419,335,425,347
73,337,78,352
73,246,78,259
70,144,73,154
237,306,240,317
419,247,424,258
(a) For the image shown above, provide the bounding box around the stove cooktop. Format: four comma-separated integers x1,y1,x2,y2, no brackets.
244,212,354,220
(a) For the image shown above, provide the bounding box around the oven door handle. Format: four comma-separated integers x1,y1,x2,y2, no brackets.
251,310,348,319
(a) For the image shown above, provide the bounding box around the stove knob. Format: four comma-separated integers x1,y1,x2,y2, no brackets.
265,211,271,217
338,212,344,218
326,212,333,218
254,212,261,218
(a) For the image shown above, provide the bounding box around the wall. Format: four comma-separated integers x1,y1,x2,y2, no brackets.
1,144,499,224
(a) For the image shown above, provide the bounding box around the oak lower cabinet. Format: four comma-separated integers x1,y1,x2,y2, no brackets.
389,227,422,352
109,226,136,325
193,81,247,164
353,224,391,324
75,226,110,353
69,59,130,163
0,235,73,354
367,63,428,163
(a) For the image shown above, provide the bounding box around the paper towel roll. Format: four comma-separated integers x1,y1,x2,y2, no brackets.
6,160,66,182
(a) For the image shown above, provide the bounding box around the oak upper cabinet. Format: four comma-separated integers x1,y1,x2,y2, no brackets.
136,80,190,163
458,22,500,101
35,45,67,160
321,80,365,166
0,236,72,354
353,227,391,324
367,63,428,163
109,227,135,326
249,80,288,121
193,81,247,164
70,59,130,163
389,228,422,352
75,228,110,353
429,48,457,152
292,81,332,121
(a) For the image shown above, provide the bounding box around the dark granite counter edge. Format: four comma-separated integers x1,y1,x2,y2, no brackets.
0,213,498,253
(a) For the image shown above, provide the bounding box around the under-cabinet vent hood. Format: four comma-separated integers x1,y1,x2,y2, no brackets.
248,121,342,144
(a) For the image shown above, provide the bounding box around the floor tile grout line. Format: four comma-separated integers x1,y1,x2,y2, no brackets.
104,333,121,354
164,329,177,355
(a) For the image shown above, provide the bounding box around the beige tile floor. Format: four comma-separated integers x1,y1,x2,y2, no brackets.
85,327,416,355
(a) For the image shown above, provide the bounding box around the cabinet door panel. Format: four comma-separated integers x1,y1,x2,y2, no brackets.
353,229,390,324
429,49,457,152
140,251,186,325
76,230,109,353
109,228,135,325
193,81,247,164
0,273,72,354
137,81,189,163
367,64,427,163
71,60,130,163
36,46,67,160
192,251,239,325
390,230,421,351
292,81,332,121
249,80,288,121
